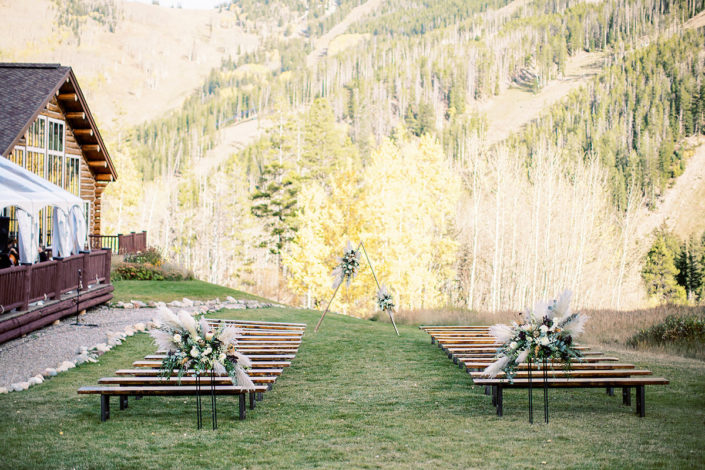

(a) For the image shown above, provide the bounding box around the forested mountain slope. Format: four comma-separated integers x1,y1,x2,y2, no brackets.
3,0,704,313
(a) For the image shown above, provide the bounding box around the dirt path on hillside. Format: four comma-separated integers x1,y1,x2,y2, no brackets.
636,137,705,239
480,50,606,146
193,118,271,176
306,0,385,67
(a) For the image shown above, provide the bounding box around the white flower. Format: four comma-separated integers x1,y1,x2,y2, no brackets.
540,324,549,333
190,346,199,358
194,336,202,343
509,341,518,350
540,336,550,346
218,353,226,362
205,331,214,341
203,346,212,356
173,334,182,343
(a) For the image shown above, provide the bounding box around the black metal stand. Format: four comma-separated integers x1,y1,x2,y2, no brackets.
543,359,549,423
210,369,217,430
72,269,98,327
528,358,533,424
195,372,218,430
196,374,202,429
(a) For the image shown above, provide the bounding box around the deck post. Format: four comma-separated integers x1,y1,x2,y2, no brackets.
238,394,246,420
622,387,631,406
100,395,110,422
21,264,32,311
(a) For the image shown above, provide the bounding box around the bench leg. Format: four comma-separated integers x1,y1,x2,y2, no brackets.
431,337,435,345
135,395,142,400
622,387,631,406
606,387,614,396
496,385,503,417
636,385,645,417
238,394,246,420
100,395,110,422
256,392,263,401
491,386,497,406
119,395,128,410
249,392,256,410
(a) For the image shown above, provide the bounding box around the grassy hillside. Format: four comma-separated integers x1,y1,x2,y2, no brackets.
0,306,702,469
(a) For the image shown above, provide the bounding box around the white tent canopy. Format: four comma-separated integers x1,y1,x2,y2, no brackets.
0,156,87,263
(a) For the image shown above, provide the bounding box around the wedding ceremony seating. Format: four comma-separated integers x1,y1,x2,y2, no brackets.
78,318,305,422
421,325,669,417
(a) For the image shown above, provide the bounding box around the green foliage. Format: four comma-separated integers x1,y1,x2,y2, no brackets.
675,232,705,302
123,246,164,267
628,314,705,346
515,31,705,210
642,227,686,303
250,162,300,257
111,262,191,281
627,312,705,360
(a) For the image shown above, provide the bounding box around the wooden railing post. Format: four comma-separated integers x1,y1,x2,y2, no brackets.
104,248,112,281
21,263,32,311
53,257,63,300
117,233,124,255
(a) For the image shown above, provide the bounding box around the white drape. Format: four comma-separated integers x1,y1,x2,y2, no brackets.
1,157,88,263
16,209,38,264
70,205,87,254
52,208,73,258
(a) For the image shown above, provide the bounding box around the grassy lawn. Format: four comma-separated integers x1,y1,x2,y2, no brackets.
0,307,703,469
111,279,269,303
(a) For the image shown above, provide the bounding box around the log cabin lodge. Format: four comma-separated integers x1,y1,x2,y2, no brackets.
0,62,117,241
0,63,118,343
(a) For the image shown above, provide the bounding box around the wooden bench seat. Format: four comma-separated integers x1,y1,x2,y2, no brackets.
132,360,291,368
422,324,669,417
115,368,284,377
472,376,669,417
78,384,268,422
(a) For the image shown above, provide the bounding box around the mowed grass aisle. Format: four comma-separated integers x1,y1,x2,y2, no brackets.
0,307,703,469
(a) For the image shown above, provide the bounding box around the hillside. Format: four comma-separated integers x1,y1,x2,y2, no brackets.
0,0,257,132
3,0,705,312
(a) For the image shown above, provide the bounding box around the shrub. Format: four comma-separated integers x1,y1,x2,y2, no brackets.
627,314,705,346
111,262,194,281
627,314,705,360
124,246,164,266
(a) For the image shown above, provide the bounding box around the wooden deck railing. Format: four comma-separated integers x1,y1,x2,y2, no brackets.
0,249,111,313
89,231,147,255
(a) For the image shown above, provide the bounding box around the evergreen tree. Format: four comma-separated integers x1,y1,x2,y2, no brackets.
250,162,300,259
642,227,686,303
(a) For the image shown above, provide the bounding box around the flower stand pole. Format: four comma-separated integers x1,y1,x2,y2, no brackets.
196,374,202,429
543,359,549,424
359,242,399,336
194,372,218,430
528,358,533,424
314,281,342,333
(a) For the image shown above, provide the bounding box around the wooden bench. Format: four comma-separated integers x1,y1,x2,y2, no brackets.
78,318,306,422
78,384,268,422
421,325,669,417
473,376,670,417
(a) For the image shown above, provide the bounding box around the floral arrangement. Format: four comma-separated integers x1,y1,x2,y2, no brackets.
376,285,395,312
331,241,361,288
149,307,256,389
483,290,588,380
